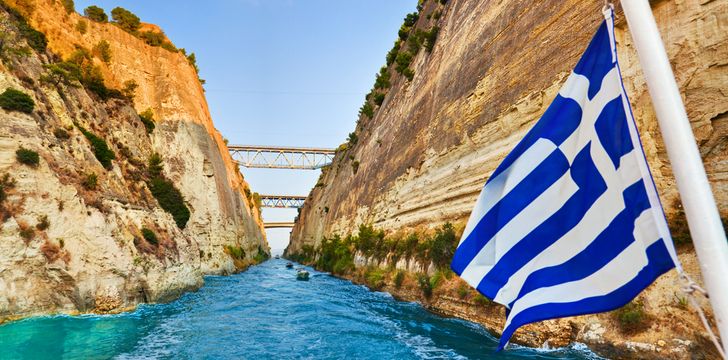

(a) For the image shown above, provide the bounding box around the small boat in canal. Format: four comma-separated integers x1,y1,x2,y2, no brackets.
296,270,310,281
285,262,293,269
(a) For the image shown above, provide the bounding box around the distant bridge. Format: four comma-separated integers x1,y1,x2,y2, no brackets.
229,145,336,170
259,194,306,208
264,222,295,229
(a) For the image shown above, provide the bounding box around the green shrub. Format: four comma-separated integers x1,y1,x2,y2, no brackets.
92,40,112,63
77,125,115,169
365,268,386,290
41,62,81,87
147,153,163,177
394,51,413,75
386,41,401,66
141,227,158,245
430,222,457,269
253,246,269,263
224,244,245,259
111,7,140,33
139,31,165,47
16,147,39,166
54,128,71,139
614,300,650,333
373,92,385,106
138,108,155,134
424,26,440,52
473,294,491,306
0,174,16,203
0,88,34,113
351,160,359,174
148,177,190,229
82,172,98,190
76,20,88,34
36,215,49,230
19,225,34,241
374,67,391,89
347,132,358,145
417,273,433,297
0,3,47,52
61,0,74,14
122,80,138,100
359,102,374,119
404,12,419,27
402,68,415,81
394,270,405,288
457,284,469,299
84,6,108,22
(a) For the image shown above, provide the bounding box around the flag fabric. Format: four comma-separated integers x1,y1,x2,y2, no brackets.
451,9,679,349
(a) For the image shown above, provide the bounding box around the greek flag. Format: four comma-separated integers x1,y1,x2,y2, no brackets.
451,10,679,349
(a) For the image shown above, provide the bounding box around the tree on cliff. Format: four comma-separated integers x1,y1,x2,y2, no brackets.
111,7,141,33
84,6,107,23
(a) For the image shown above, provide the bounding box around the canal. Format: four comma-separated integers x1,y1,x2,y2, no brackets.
0,259,603,359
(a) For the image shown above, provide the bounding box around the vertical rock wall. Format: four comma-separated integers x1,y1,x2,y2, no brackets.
0,0,268,321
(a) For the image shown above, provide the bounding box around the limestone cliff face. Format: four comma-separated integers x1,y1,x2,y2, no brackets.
289,0,726,358
0,0,267,321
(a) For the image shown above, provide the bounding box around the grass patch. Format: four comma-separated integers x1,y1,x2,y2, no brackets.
82,172,98,190
614,300,650,333
394,270,405,288
365,267,386,290
417,273,433,297
138,108,155,134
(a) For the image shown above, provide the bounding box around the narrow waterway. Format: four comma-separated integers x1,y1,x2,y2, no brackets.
0,259,603,359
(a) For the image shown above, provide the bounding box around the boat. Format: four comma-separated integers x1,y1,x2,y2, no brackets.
296,270,310,281
285,262,293,269
275,255,280,259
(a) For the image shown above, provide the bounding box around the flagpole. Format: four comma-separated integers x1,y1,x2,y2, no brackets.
621,0,728,353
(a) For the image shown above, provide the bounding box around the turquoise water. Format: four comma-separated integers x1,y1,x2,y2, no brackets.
0,259,602,359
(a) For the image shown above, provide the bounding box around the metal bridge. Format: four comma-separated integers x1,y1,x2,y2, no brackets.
259,194,306,208
264,222,296,229
229,145,336,170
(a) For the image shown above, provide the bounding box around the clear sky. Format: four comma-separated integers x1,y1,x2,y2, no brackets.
73,0,418,254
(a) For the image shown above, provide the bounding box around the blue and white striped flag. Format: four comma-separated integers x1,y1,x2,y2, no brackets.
451,9,679,349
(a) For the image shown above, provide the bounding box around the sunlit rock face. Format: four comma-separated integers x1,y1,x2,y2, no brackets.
0,0,267,320
289,0,727,358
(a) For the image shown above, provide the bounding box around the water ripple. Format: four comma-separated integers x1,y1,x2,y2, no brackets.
0,259,603,360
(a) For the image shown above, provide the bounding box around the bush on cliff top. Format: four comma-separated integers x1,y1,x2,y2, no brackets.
0,88,34,113
61,0,74,14
84,5,107,22
111,7,140,33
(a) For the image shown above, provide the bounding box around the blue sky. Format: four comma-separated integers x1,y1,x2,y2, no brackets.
74,0,418,252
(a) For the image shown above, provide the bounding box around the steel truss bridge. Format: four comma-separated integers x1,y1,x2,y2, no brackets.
229,145,336,170
259,194,306,209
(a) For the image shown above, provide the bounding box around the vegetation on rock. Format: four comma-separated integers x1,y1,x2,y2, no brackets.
0,88,34,113
83,5,107,23
16,147,39,166
110,7,140,33
138,108,155,133
141,227,158,246
61,0,74,14
82,172,98,190
92,40,112,63
146,153,190,229
77,124,115,169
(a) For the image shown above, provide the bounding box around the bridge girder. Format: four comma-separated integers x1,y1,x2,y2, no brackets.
264,222,295,229
259,194,306,209
229,145,335,170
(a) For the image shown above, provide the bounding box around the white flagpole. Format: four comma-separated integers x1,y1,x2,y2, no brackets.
621,0,728,353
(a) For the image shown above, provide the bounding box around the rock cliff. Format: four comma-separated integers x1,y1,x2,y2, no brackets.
288,0,726,358
0,0,267,321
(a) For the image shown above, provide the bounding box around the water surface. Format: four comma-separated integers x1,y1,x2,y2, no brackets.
0,259,603,359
